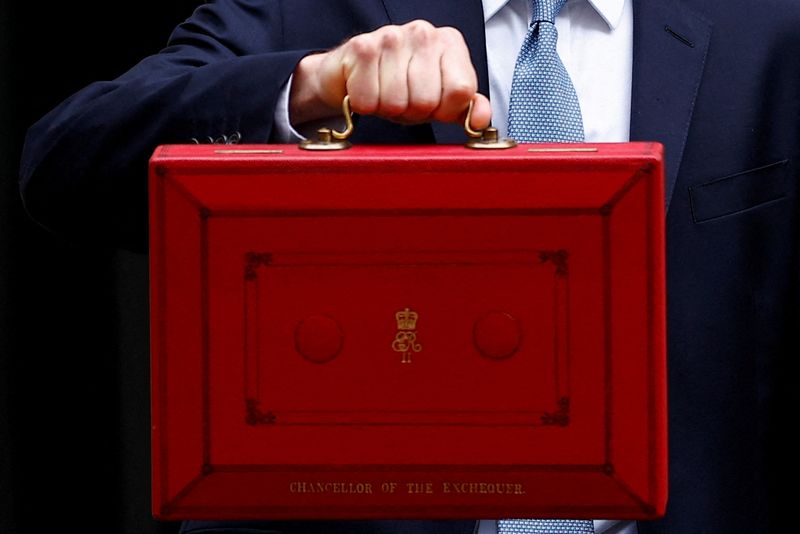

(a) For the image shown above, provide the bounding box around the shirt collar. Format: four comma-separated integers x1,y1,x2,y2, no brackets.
482,0,512,22
483,0,626,30
586,0,626,30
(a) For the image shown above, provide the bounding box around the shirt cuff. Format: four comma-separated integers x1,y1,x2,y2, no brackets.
272,74,304,143
272,73,347,143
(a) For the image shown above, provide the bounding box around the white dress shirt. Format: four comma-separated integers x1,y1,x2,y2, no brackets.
481,4,635,533
481,5,635,533
276,2,638,532
484,0,632,142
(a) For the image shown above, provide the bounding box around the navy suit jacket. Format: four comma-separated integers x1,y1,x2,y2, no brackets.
19,0,800,533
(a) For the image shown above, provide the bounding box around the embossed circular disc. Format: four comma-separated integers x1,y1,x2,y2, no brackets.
294,315,343,363
473,312,522,360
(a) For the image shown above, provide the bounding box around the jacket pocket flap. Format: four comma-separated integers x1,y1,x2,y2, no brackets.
689,159,789,223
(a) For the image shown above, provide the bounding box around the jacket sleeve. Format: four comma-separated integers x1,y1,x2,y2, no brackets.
18,0,313,251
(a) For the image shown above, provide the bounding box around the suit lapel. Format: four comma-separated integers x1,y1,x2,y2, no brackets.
381,0,489,143
630,0,712,212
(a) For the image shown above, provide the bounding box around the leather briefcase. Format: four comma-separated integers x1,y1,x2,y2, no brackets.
149,117,667,520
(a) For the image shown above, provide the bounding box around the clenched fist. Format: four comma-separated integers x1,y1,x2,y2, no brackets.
290,20,492,131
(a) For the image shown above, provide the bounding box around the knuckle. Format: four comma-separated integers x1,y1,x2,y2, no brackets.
378,97,408,117
348,95,379,115
444,78,475,101
405,19,435,41
347,34,378,60
345,84,379,114
379,26,404,49
438,26,466,46
409,97,438,116
379,105,406,118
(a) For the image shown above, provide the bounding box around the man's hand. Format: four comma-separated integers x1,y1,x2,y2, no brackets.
290,20,491,132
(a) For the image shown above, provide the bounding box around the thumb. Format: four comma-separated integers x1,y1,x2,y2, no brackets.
466,93,492,132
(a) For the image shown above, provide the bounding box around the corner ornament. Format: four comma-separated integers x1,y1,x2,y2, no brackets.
541,397,571,426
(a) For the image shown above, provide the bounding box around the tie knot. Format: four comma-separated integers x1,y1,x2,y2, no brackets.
531,0,568,24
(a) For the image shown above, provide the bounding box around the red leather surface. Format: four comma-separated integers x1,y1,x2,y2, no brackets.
149,142,666,520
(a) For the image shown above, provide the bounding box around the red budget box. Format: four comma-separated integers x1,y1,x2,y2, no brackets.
149,141,667,520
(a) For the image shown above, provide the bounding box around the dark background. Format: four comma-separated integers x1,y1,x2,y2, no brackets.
1,2,203,533
2,4,795,534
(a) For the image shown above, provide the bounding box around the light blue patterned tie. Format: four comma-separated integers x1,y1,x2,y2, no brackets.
507,0,584,142
500,3,591,531
497,519,594,534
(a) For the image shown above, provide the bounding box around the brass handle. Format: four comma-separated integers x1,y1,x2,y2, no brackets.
331,95,354,140
464,99,483,139
299,95,355,150
464,100,517,149
301,95,516,150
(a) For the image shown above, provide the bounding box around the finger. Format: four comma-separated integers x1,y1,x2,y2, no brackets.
377,26,411,117
404,21,442,123
341,34,381,115
467,93,492,131
432,27,477,123
290,51,344,125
